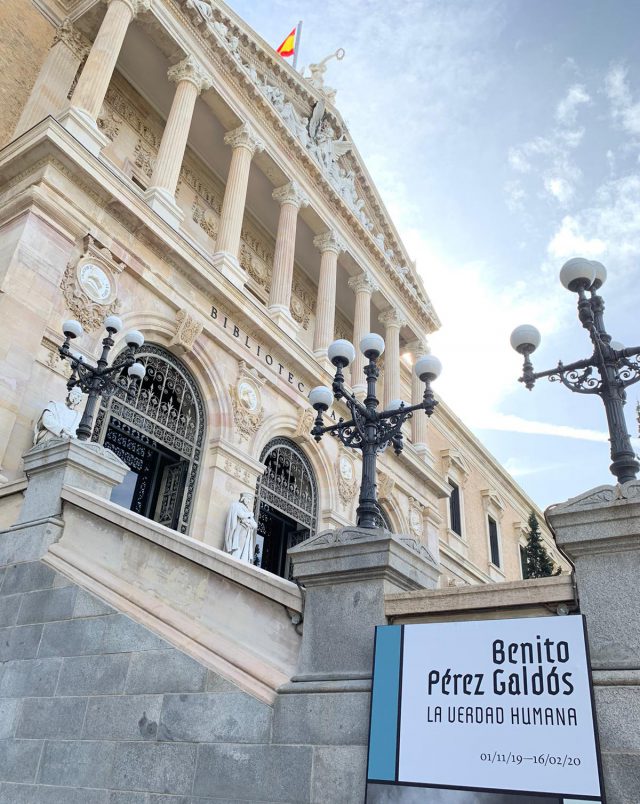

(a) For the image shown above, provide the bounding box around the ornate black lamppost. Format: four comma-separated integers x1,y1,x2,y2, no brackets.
511,257,640,484
308,334,442,529
59,316,146,441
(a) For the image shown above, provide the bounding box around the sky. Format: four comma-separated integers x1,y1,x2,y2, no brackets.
228,0,640,510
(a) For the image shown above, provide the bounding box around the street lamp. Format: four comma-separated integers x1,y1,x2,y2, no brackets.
511,257,640,484
309,334,441,529
59,316,146,441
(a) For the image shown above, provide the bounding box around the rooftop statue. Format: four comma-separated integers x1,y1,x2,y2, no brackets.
223,492,258,564
305,48,345,104
263,84,309,147
33,386,84,445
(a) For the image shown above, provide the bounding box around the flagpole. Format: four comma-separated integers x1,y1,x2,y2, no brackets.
293,20,302,71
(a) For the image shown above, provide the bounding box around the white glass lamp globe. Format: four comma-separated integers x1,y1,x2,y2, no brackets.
309,385,333,410
125,330,145,348
327,339,356,367
360,333,385,357
62,319,83,339
104,315,123,333
414,354,442,380
590,260,607,290
510,324,541,354
386,399,405,412
128,362,146,380
559,258,596,291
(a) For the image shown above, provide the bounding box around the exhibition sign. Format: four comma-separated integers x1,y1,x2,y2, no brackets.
367,616,605,801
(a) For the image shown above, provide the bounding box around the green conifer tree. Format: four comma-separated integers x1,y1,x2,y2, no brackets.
523,510,558,578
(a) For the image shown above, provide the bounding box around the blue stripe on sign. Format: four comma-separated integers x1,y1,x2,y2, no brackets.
367,624,402,781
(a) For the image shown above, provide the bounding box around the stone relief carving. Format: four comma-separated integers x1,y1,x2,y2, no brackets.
170,308,203,355
378,469,395,501
229,380,264,441
337,452,357,507
223,457,251,485
53,18,90,61
97,105,123,142
61,236,121,332
294,408,315,441
134,140,156,179
192,198,218,241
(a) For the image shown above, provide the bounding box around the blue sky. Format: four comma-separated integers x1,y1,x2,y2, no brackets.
228,0,640,509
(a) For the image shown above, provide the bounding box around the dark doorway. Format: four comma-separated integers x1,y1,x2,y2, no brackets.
255,502,309,579
105,418,188,530
254,437,318,579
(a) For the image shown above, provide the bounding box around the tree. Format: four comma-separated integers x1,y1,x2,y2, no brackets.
523,511,559,578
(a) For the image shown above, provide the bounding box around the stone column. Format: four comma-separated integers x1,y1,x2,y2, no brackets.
143,56,211,228
60,0,150,154
14,19,89,138
379,307,407,407
212,122,264,289
267,181,309,337
547,482,640,803
348,271,378,395
272,526,439,803
312,230,345,359
406,338,434,464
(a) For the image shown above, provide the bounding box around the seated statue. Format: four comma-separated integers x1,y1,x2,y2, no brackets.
223,492,258,563
33,386,84,445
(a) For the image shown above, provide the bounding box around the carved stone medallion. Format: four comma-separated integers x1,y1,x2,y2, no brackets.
337,453,357,507
62,236,121,332
229,374,264,441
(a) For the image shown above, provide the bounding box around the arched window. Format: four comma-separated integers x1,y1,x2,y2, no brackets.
254,437,318,578
91,343,205,533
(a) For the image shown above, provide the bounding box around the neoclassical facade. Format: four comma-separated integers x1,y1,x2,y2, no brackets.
0,0,563,586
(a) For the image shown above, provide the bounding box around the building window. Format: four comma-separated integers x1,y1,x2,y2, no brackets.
254,437,318,579
92,343,205,534
449,480,462,536
488,516,500,567
520,544,528,579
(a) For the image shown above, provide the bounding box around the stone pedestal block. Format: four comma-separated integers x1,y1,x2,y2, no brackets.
548,480,640,804
1,437,127,565
273,527,439,799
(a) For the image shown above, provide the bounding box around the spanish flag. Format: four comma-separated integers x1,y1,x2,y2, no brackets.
276,27,297,58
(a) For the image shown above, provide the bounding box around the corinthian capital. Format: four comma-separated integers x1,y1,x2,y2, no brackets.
348,271,378,295
404,338,430,358
107,0,152,15
272,181,309,209
224,122,265,155
168,56,212,93
378,307,407,329
313,229,345,255
53,18,90,60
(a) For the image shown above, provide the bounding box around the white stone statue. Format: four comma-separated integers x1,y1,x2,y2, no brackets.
193,0,214,20
223,492,258,563
33,386,84,445
263,84,309,147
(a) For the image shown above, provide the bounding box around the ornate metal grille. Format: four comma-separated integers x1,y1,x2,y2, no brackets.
92,343,205,533
255,438,318,535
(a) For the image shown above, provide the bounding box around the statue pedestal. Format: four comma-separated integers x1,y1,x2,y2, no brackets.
272,527,439,801
1,437,128,565
548,481,640,803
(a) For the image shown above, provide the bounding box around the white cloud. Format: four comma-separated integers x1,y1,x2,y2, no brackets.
555,84,590,126
606,64,640,137
547,215,607,259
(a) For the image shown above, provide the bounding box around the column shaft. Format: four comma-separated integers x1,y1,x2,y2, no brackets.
149,80,198,196
15,28,86,137
69,0,134,121
313,250,338,352
269,201,299,310
383,324,401,406
349,272,378,391
407,341,429,447
216,145,253,257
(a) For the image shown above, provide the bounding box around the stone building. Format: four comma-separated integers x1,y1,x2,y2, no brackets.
0,0,562,586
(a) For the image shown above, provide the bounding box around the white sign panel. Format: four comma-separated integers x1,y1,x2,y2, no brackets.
396,616,602,798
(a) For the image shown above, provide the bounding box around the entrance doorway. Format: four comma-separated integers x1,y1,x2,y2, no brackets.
92,343,205,533
254,438,318,579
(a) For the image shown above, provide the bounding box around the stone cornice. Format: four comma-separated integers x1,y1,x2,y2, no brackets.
272,180,309,209
53,17,91,60
167,55,212,93
107,0,152,15
404,338,429,357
